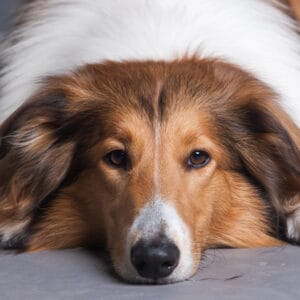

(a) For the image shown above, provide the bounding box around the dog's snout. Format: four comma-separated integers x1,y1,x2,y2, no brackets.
130,237,180,280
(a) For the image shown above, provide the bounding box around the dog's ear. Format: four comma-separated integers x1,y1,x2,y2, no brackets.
0,89,79,222
217,96,300,218
0,78,103,224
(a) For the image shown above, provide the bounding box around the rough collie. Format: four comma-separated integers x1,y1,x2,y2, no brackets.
0,0,299,284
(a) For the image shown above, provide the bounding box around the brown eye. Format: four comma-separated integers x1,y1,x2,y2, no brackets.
104,149,128,169
188,150,210,168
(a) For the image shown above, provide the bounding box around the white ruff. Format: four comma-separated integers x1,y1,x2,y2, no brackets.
286,208,300,242
0,0,299,124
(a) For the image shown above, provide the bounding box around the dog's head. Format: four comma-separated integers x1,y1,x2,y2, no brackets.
0,59,299,283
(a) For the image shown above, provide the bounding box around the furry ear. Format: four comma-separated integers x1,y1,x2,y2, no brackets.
217,98,300,239
0,83,101,249
0,74,104,248
0,90,77,235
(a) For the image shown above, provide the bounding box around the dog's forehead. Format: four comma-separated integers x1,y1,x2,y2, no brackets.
84,59,263,125
68,59,267,148
88,64,214,121
74,61,240,153
78,59,245,111
101,100,213,142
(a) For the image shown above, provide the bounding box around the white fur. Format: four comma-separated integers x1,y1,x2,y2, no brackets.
286,208,300,242
0,0,300,125
0,220,29,243
119,197,194,283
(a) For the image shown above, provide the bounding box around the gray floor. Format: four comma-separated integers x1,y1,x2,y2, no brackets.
1,246,300,300
1,1,300,299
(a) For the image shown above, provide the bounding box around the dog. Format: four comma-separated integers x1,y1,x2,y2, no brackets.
0,0,299,284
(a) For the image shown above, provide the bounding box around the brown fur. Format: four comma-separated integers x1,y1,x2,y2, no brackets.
0,59,299,278
288,0,300,21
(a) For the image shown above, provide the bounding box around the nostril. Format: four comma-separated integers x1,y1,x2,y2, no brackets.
130,237,180,280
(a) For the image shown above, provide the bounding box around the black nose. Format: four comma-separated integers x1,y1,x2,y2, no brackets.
130,237,180,280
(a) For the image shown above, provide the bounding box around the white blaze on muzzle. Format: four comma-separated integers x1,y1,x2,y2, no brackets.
119,197,194,283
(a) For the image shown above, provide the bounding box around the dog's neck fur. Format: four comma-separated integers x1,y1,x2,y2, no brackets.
0,0,300,125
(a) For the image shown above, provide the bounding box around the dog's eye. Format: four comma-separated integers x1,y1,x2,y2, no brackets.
188,150,210,168
104,149,128,169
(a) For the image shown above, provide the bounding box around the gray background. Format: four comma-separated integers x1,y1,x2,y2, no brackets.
0,1,300,299
0,0,21,33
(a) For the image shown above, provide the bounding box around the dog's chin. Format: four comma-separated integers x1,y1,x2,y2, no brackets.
113,258,198,284
116,269,196,285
